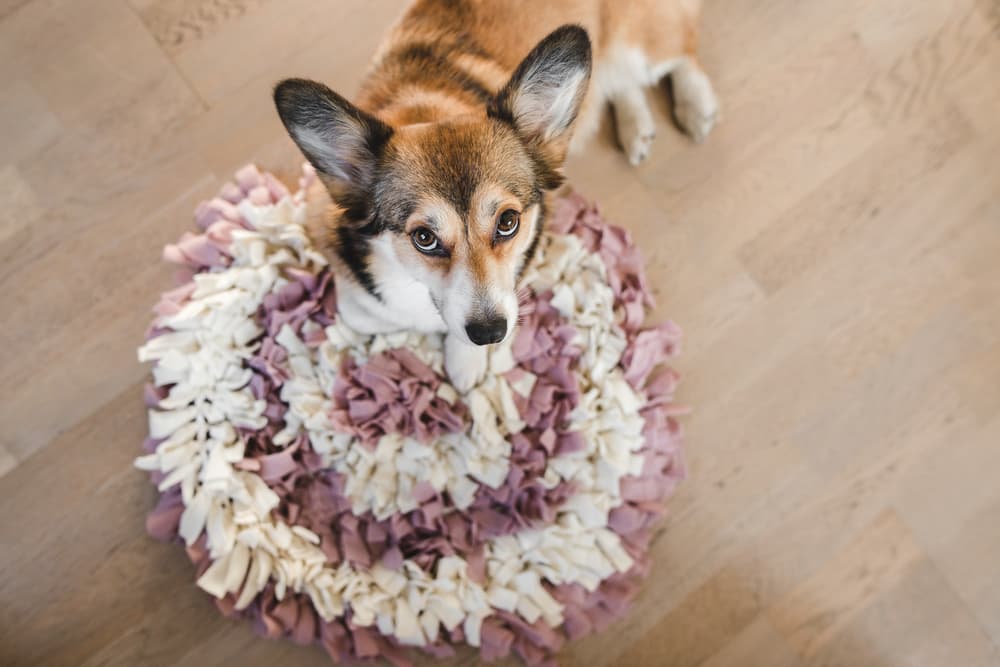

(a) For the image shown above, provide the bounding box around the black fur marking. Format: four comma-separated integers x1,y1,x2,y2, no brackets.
378,42,494,105
334,225,378,297
519,197,546,280
370,192,413,234
333,199,422,299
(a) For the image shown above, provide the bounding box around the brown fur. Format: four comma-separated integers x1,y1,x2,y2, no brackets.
285,0,706,300
361,0,702,126
274,0,711,364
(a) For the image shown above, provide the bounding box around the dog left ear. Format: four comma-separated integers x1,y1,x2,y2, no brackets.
490,25,592,163
274,78,392,219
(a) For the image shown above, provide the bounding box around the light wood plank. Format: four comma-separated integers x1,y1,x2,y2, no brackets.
767,510,924,658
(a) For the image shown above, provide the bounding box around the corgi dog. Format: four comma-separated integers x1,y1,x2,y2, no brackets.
274,0,717,391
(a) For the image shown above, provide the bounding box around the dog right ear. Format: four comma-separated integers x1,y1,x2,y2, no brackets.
489,25,592,165
274,79,392,219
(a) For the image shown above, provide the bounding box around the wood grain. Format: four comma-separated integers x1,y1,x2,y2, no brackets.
1,1,998,665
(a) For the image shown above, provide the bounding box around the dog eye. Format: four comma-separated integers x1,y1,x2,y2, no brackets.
496,210,520,240
411,227,441,253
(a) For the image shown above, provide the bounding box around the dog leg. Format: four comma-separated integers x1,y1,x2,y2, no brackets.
611,85,656,166
444,333,489,392
670,58,719,143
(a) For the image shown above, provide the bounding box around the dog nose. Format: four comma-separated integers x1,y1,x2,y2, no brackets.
465,317,507,345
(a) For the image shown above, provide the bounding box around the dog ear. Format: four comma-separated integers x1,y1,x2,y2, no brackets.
274,78,392,218
490,25,592,163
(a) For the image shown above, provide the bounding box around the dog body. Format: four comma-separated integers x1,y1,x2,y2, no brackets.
275,0,717,390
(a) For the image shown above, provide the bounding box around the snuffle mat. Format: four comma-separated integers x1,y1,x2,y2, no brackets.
136,164,685,666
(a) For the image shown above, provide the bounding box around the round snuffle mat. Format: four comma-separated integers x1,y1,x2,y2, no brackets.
136,164,685,666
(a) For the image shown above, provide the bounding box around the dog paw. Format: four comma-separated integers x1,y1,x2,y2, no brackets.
445,335,489,393
675,101,718,143
624,129,656,166
672,64,720,144
612,88,656,166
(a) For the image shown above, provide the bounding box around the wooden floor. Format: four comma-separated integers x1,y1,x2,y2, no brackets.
2,1,999,665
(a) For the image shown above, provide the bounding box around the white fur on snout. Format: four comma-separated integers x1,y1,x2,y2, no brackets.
440,262,519,345
441,267,475,343
492,288,519,339
441,266,478,344
441,267,512,391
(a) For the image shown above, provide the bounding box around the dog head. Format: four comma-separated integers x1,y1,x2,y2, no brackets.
274,26,591,346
